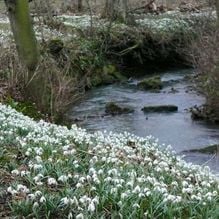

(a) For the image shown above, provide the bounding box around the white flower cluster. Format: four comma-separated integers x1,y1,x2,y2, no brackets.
0,103,218,218
57,14,99,29
136,17,190,33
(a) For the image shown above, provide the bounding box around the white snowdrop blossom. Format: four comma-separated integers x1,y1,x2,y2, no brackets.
61,197,70,206
76,213,84,219
47,178,58,186
17,184,29,193
11,169,20,176
68,212,73,219
0,103,218,218
27,194,36,201
7,187,18,196
33,202,39,209
58,175,68,183
39,196,46,203
88,201,96,212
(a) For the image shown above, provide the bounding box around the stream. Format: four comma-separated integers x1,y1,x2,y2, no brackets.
67,68,219,174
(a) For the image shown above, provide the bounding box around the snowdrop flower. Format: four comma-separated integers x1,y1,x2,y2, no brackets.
0,103,219,217
133,185,141,194
7,187,18,196
58,175,68,183
17,184,29,193
63,151,69,156
11,169,20,176
121,193,128,199
79,177,86,183
79,196,87,205
33,164,43,170
104,177,112,182
47,177,58,186
68,173,72,178
92,196,99,204
212,191,218,196
76,213,84,219
36,181,43,186
110,188,118,194
35,191,42,197
171,181,178,187
90,186,96,191
71,196,79,206
33,202,39,208
20,170,30,177
35,156,42,163
61,197,70,205
68,212,73,219
35,147,43,155
63,145,70,151
27,194,35,201
98,169,104,175
133,203,140,208
88,201,95,212
25,151,31,156
182,181,189,187
39,196,46,203
76,183,83,188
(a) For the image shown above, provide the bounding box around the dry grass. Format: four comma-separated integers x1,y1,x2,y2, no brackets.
0,41,83,120
190,22,219,121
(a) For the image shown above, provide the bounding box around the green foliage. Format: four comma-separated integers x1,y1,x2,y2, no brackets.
76,38,105,71
105,102,134,115
47,39,64,55
5,97,43,120
137,76,162,90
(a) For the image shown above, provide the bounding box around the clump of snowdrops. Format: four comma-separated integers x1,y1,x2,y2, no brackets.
0,104,218,218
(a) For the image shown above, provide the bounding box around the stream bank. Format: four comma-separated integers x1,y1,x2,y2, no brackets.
0,10,216,119
67,68,219,173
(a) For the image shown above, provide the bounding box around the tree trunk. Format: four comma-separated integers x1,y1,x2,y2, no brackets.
78,0,83,12
102,0,128,22
4,0,39,72
121,0,128,22
216,0,219,26
4,0,47,114
102,0,115,19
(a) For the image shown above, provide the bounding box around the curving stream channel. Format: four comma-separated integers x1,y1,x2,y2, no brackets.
67,68,219,174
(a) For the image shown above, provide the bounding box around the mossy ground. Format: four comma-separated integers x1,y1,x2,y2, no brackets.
137,76,162,90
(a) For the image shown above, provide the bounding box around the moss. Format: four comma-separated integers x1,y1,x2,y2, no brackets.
137,76,162,90
89,73,114,87
142,105,178,113
48,39,64,55
103,64,126,82
90,74,103,87
5,97,43,120
89,64,126,88
105,102,134,115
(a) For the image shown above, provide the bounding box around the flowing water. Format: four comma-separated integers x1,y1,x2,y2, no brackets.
67,68,219,173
